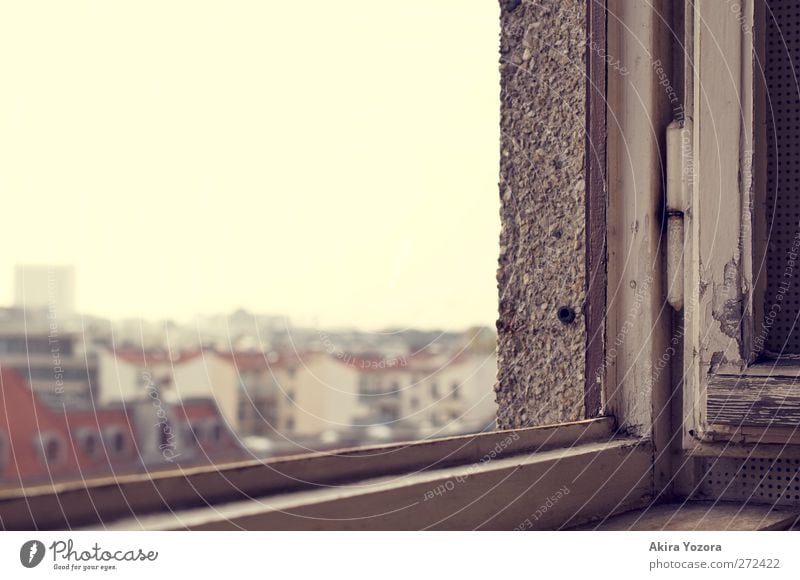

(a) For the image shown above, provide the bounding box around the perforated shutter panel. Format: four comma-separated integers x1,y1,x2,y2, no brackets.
701,457,800,506
765,0,800,355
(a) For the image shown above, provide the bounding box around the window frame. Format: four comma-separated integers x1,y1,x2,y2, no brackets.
681,0,800,448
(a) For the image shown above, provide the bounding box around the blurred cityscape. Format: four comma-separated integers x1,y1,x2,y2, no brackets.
0,265,498,487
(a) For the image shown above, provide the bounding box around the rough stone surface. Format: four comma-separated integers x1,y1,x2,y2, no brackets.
495,0,587,428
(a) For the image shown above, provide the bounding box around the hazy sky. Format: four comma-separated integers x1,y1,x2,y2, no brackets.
0,1,500,330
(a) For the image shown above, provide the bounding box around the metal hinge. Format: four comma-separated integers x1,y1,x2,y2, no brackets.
666,119,692,311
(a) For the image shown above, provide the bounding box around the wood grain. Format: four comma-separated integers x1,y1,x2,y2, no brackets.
584,0,607,419
707,374,800,428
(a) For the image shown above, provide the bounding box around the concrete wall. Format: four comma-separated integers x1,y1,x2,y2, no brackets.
495,0,587,427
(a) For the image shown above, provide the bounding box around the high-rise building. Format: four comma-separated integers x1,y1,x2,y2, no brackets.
13,265,76,318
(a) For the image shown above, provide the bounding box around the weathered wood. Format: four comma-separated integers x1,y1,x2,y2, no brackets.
584,0,607,419
707,374,800,428
95,439,652,531
605,0,674,498
682,0,759,449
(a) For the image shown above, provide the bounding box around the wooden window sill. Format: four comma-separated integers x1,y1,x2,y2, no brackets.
0,417,654,530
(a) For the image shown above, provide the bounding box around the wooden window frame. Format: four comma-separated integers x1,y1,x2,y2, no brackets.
585,0,608,419
682,0,800,449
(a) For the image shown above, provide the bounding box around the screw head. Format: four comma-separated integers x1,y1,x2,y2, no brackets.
557,305,576,324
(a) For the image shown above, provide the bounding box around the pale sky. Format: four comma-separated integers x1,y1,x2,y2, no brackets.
0,1,500,330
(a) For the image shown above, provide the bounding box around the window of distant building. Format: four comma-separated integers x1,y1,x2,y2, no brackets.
188,421,223,446
45,439,60,463
75,429,102,459
450,382,461,400
115,433,126,454
37,432,65,466
430,383,439,398
211,422,223,443
84,433,97,456
0,431,7,475
103,428,128,456
285,417,295,432
26,366,88,381
410,397,419,410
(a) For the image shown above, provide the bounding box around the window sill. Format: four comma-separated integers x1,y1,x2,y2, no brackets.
97,437,650,530
0,417,653,530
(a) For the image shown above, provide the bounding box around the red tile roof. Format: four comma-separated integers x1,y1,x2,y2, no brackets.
0,368,244,487
0,369,93,483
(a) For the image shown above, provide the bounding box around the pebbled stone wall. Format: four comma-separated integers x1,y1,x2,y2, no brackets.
495,0,587,427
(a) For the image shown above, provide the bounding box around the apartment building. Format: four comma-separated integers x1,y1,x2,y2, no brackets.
96,347,171,404
220,351,284,437
0,368,242,487
0,330,98,407
93,344,496,446
281,351,363,438
207,350,364,441
97,348,296,439
356,350,497,437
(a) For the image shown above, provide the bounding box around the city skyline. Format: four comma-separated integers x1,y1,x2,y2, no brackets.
0,1,500,330
3,272,496,333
